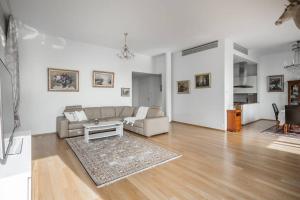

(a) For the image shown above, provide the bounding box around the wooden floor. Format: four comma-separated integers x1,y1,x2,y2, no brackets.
32,120,300,200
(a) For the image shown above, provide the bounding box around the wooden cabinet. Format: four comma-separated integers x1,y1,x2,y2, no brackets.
227,110,242,132
288,80,300,105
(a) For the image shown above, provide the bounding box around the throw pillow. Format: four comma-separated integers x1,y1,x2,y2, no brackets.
64,112,79,122
75,110,88,121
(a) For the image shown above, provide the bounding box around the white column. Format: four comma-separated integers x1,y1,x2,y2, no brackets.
166,52,172,121
224,39,234,130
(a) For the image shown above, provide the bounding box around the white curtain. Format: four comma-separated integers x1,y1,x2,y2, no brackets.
5,15,20,128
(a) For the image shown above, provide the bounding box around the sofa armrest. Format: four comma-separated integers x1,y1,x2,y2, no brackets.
56,116,69,138
143,117,169,137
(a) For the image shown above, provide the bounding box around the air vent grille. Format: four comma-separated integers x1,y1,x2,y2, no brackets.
234,43,248,55
182,41,218,56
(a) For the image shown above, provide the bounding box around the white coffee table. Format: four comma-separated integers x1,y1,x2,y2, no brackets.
83,121,123,143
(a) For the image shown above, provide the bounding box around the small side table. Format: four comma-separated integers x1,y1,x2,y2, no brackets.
227,109,242,132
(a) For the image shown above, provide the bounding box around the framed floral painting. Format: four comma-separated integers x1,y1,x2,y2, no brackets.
48,68,79,92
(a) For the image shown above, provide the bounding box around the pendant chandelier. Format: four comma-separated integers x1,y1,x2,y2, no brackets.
284,41,300,71
117,33,134,60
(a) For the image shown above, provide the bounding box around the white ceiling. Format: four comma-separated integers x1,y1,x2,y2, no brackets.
8,0,300,55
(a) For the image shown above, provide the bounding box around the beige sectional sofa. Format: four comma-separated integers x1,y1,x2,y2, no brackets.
56,105,169,138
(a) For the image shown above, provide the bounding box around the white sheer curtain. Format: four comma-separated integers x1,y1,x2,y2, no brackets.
5,15,20,128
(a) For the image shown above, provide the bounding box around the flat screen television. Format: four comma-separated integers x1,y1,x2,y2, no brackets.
0,58,15,163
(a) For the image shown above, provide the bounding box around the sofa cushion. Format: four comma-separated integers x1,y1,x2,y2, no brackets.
84,107,101,120
120,106,134,117
68,129,84,137
133,119,144,128
115,106,125,117
69,120,88,129
101,117,122,122
64,105,83,112
100,107,116,118
124,124,144,135
133,107,139,116
146,107,164,118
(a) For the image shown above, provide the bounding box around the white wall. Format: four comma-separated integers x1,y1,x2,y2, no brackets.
258,51,300,120
152,53,172,120
166,52,172,121
224,40,234,128
17,25,153,134
172,41,226,130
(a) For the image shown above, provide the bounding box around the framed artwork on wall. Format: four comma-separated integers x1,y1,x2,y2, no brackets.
195,73,211,88
48,68,79,92
93,71,114,88
267,75,284,92
121,88,130,97
177,80,190,94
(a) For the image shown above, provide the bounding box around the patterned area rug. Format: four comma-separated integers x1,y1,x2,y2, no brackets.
66,132,181,187
262,125,300,138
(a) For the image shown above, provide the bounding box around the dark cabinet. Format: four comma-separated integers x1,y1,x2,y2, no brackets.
288,80,300,105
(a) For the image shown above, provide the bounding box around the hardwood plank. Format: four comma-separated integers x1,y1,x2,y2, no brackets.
32,120,300,200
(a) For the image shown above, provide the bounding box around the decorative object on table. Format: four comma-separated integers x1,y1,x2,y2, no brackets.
121,88,130,97
93,71,114,88
288,80,300,105
283,41,300,71
195,73,211,88
177,80,190,94
275,1,300,30
66,132,181,187
267,75,284,92
48,68,79,92
94,118,99,124
117,33,134,60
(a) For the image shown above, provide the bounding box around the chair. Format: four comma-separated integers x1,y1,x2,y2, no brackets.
272,103,279,127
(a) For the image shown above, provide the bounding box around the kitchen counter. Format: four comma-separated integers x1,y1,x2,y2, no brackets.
234,102,259,105
234,103,260,125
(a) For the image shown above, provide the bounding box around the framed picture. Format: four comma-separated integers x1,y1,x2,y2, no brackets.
93,71,114,88
121,88,130,97
177,80,190,94
267,75,284,92
48,68,79,92
195,73,211,88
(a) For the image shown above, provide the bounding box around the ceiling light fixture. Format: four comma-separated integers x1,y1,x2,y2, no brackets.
284,41,300,71
117,33,134,60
